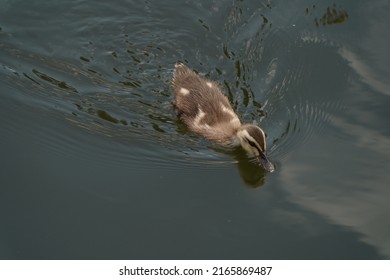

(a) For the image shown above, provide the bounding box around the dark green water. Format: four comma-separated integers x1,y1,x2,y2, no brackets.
1,0,389,259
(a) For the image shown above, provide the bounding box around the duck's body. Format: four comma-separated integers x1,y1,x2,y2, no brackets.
172,63,241,146
172,63,274,172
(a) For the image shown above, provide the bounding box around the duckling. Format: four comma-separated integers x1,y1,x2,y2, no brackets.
172,63,275,172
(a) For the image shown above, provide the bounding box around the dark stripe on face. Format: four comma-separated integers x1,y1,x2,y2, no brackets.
246,126,266,152
246,138,262,155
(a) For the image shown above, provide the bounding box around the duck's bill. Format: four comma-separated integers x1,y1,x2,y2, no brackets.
258,152,275,173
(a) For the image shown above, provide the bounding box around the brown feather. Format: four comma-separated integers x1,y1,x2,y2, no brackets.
172,63,241,144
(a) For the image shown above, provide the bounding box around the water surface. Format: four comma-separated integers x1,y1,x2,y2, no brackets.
1,0,390,259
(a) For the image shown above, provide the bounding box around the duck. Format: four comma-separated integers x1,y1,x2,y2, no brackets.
172,63,275,172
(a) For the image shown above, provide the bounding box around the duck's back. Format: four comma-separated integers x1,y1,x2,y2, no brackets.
172,63,241,143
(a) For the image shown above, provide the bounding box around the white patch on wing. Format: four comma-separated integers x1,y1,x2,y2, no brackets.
206,82,213,88
179,87,190,95
193,107,210,129
219,103,240,126
194,107,206,125
230,117,241,126
220,103,237,118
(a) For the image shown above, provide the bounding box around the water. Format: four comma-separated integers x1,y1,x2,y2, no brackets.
1,0,389,259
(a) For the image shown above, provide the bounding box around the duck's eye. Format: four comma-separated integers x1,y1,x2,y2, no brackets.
245,138,257,148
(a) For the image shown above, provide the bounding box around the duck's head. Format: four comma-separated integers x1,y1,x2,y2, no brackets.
237,124,275,172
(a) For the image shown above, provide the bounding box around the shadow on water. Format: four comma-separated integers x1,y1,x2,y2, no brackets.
227,148,269,188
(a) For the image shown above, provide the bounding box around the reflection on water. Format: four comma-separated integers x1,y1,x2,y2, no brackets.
1,0,390,259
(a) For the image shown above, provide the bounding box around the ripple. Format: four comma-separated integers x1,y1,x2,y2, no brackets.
62,114,235,172
254,29,345,160
267,98,343,159
0,0,348,175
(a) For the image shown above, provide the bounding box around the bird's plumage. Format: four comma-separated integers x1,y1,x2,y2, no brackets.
172,63,274,172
